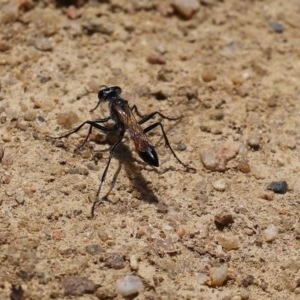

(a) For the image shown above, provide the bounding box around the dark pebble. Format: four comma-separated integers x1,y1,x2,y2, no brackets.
62,276,97,296
214,211,234,229
267,181,288,194
32,132,39,140
39,76,52,84
104,252,125,269
270,22,284,33
242,275,254,287
10,284,24,300
177,143,187,151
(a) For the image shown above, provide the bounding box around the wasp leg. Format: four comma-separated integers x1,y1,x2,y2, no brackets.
91,128,125,218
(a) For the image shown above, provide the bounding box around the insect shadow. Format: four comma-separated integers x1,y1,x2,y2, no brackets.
103,141,160,206
49,86,195,218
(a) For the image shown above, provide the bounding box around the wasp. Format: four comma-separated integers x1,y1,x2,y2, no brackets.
52,86,194,217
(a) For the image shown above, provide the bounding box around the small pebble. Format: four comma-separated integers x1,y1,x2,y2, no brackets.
278,209,288,215
198,272,209,285
200,143,239,171
176,227,187,238
36,271,50,284
136,228,146,238
2,134,11,142
23,110,36,122
98,231,109,242
115,275,144,297
85,162,99,171
238,159,251,173
247,135,261,151
244,228,254,236
267,94,278,107
173,0,200,19
262,224,279,242
36,115,45,126
52,229,66,241
242,275,254,287
267,181,288,194
202,69,217,82
214,211,234,228
104,252,125,269
66,5,79,19
129,255,139,271
208,264,228,287
5,186,16,197
96,287,117,299
1,154,13,166
212,179,226,192
38,99,55,112
155,43,167,54
15,191,25,205
85,244,102,256
177,143,187,151
57,111,80,129
231,76,244,86
34,37,54,51
147,54,166,65
270,22,284,33
62,276,97,296
216,234,239,250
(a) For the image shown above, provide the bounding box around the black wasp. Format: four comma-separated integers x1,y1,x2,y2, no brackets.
52,86,194,217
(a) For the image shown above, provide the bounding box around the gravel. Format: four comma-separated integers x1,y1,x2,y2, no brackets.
62,276,97,296
209,264,228,287
85,244,102,256
200,143,240,171
104,252,125,269
115,275,144,297
262,224,279,242
173,0,200,19
267,181,288,194
211,178,227,192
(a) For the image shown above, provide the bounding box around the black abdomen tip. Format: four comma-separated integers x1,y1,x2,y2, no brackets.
139,146,159,167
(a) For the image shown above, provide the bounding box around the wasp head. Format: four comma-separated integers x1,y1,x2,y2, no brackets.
90,86,122,112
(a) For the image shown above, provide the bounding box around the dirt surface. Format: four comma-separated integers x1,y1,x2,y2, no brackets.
1,0,300,299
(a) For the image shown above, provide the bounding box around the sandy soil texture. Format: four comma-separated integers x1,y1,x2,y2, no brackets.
0,0,300,299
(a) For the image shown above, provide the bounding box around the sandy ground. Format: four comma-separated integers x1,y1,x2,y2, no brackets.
0,0,300,299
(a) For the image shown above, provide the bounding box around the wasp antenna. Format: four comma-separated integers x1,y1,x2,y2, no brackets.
90,99,102,112
89,85,109,112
